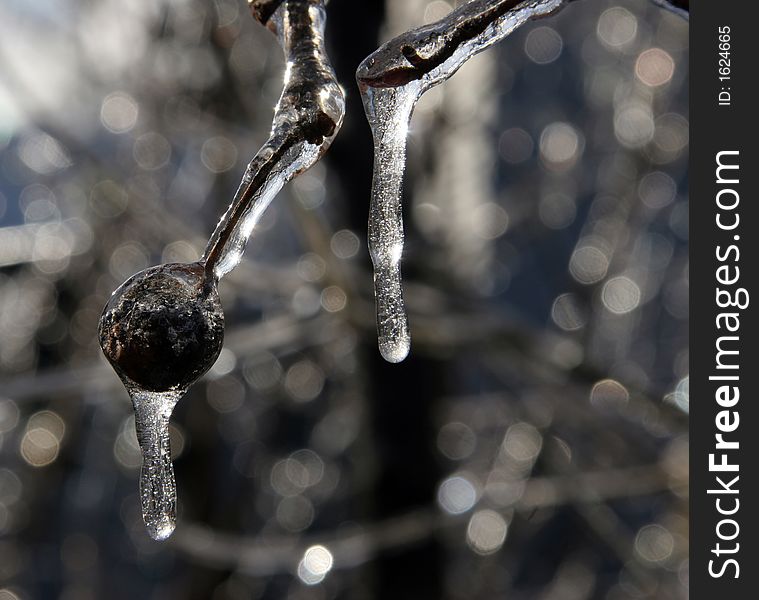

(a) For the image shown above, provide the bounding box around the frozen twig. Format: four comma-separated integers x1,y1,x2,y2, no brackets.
203,0,345,279
357,0,572,90
98,0,345,541
358,0,687,91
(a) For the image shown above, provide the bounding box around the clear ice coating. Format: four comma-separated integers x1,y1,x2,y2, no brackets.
131,388,183,541
360,84,420,363
357,0,567,363
203,0,345,279
98,0,343,541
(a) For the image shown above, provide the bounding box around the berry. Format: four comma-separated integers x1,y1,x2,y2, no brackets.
99,262,224,392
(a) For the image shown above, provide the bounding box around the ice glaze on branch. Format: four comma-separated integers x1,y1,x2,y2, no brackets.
203,0,345,278
359,0,574,89
358,0,687,90
99,0,344,541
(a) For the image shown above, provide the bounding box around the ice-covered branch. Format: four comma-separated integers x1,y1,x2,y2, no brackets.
358,0,572,90
203,0,345,278
99,0,344,541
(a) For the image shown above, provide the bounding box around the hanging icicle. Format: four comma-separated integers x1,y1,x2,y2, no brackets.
357,0,569,363
357,0,688,363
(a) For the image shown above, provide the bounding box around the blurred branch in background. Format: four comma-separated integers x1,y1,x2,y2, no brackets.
0,0,687,599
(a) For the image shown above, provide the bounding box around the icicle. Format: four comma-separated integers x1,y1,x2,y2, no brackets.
130,388,183,541
361,84,421,363
357,0,568,362
99,0,344,540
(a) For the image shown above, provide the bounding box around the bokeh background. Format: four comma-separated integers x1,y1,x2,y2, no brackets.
0,0,688,598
